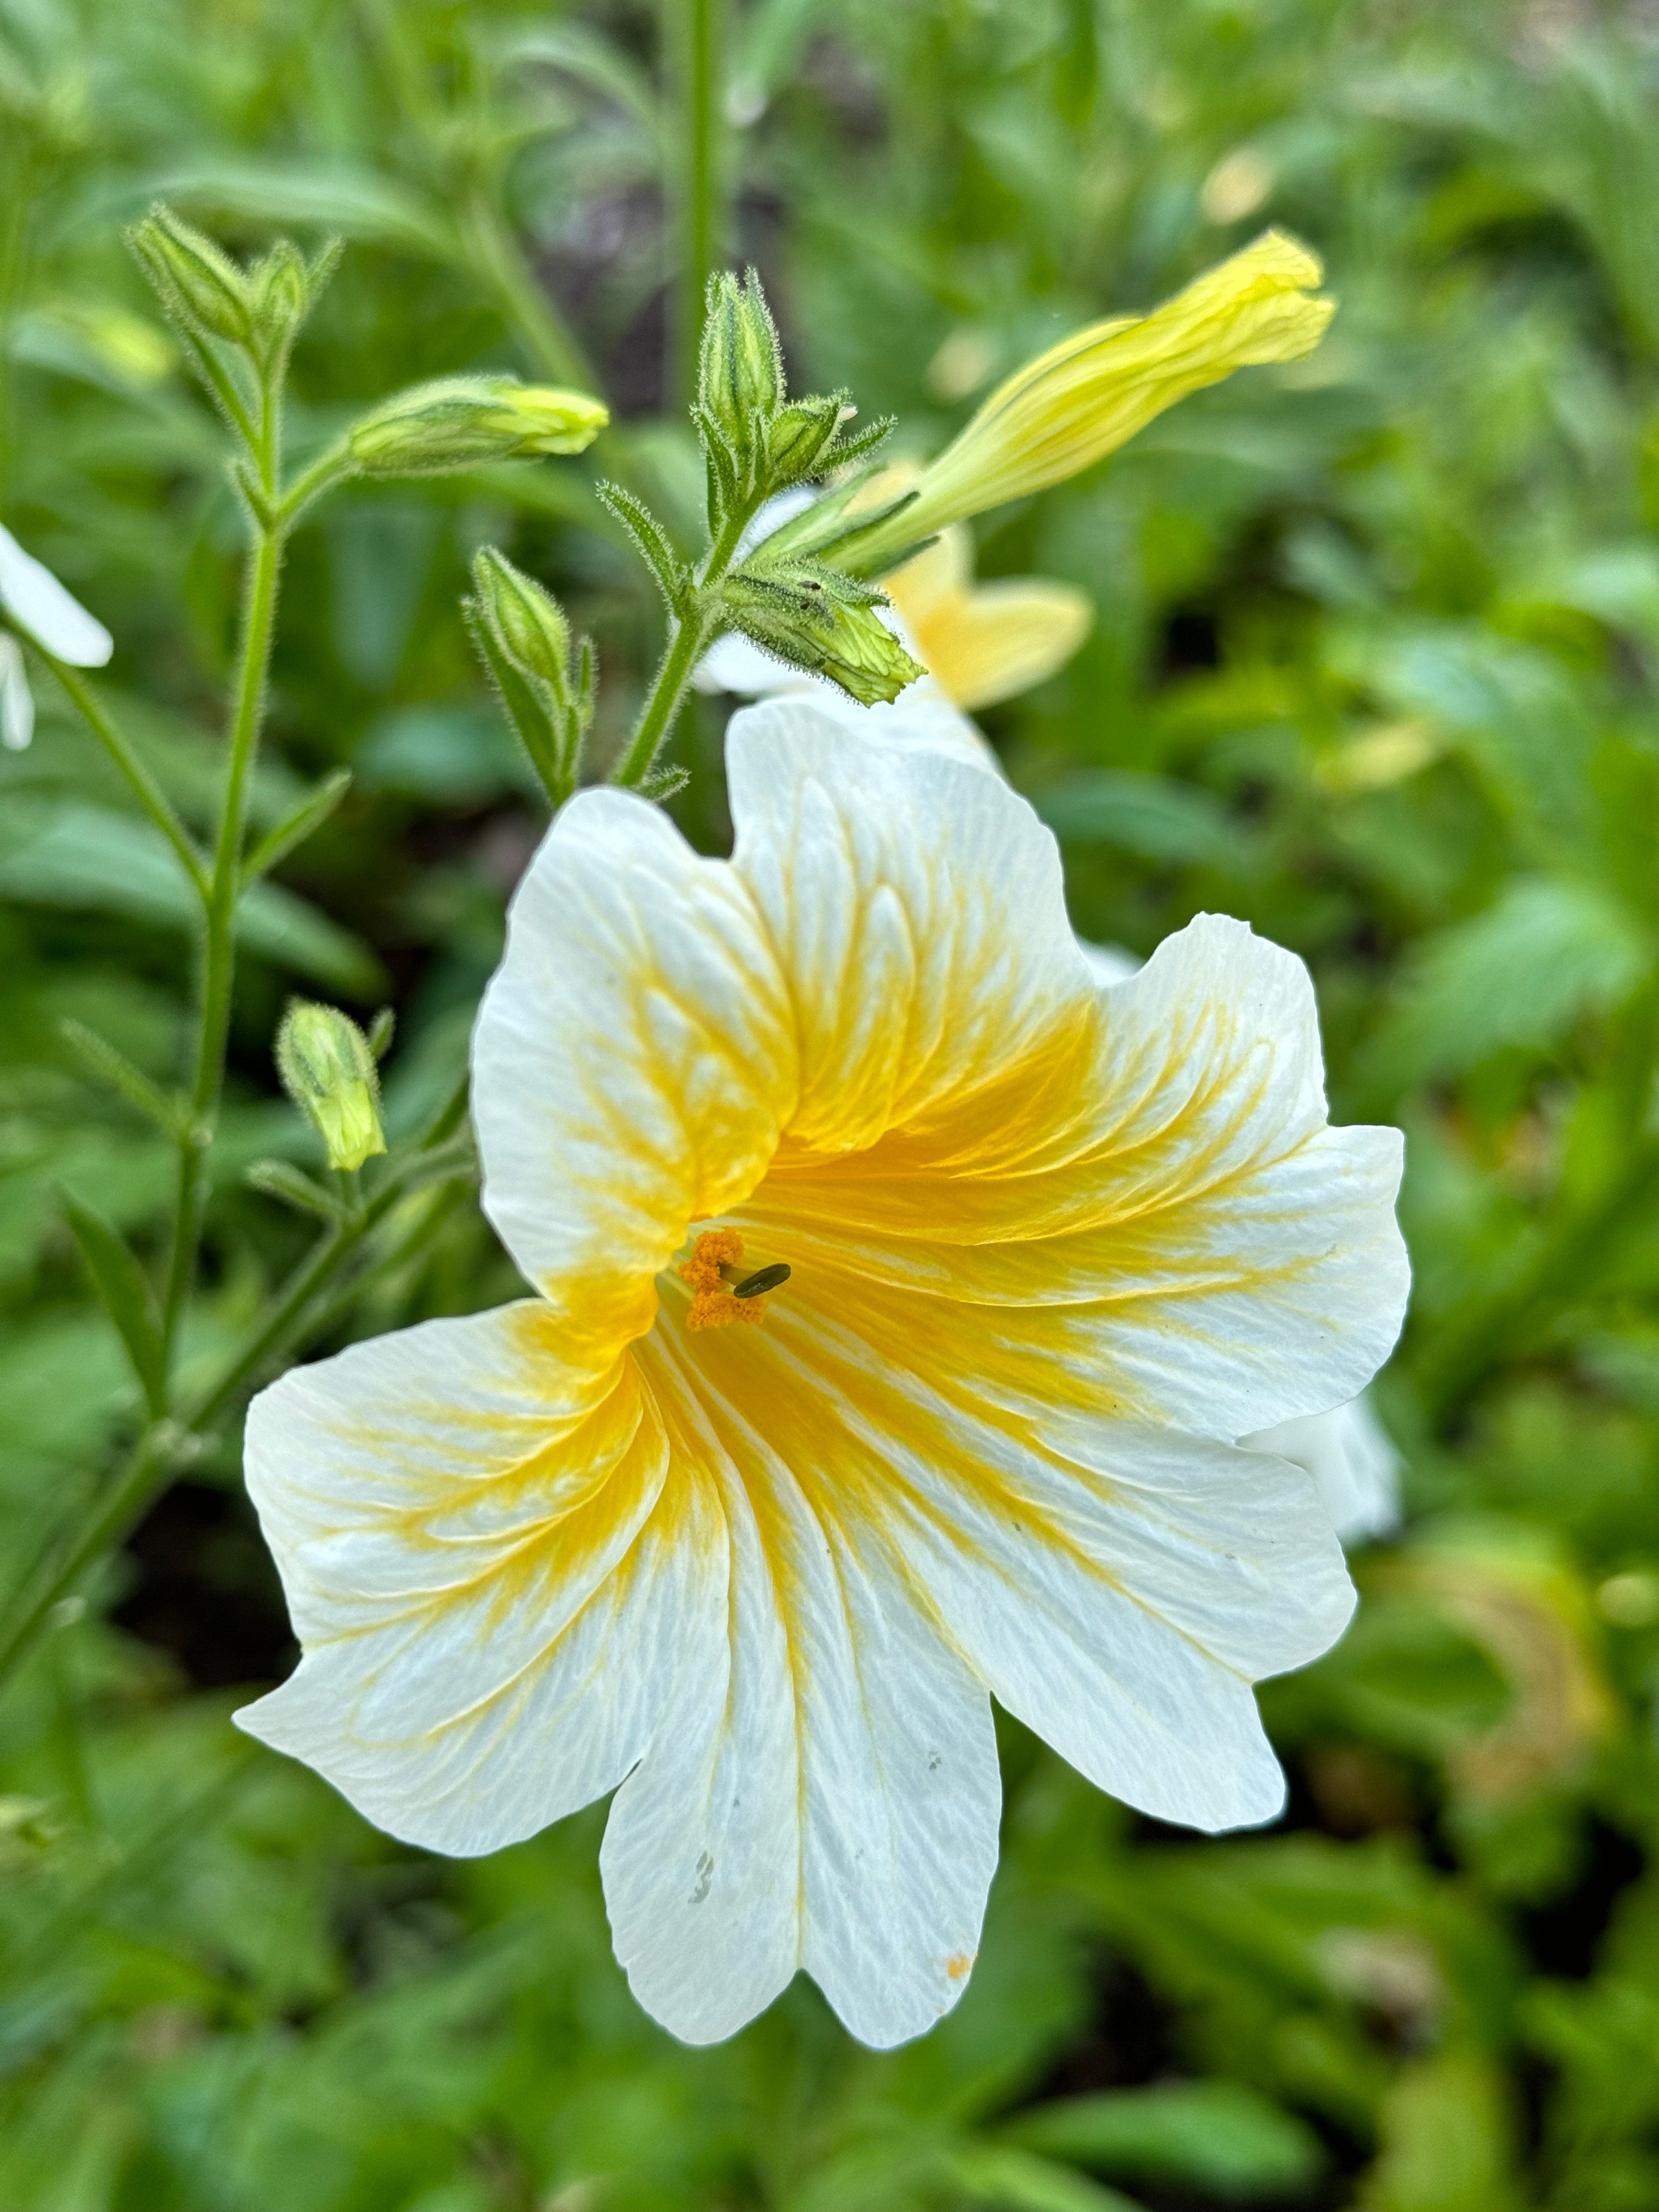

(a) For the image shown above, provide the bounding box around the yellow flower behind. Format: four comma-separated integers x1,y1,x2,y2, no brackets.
236,702,1407,2051
882,524,1091,710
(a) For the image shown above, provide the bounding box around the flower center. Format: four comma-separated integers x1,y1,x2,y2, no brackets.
677,1229,792,1334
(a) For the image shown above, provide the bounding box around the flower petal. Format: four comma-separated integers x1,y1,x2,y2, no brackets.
1244,1392,1401,1544
651,1282,1350,1835
742,910,1407,1440
235,1301,693,1853
879,230,1333,549
882,526,973,627
601,1323,1001,2047
0,634,34,751
726,699,1096,1154
0,523,112,666
473,788,797,1364
907,578,1093,711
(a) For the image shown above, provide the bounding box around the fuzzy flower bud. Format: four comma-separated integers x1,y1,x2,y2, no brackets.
470,546,571,685
275,1001,387,1173
698,269,785,463
348,379,608,477
128,206,253,345
246,240,309,365
722,562,923,709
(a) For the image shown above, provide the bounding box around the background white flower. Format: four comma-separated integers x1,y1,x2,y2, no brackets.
0,521,114,750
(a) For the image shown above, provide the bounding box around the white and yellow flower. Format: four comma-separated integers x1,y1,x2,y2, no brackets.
0,521,113,750
237,701,1407,2049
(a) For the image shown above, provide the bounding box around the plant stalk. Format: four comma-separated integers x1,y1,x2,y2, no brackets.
610,494,754,788
665,0,727,411
160,384,286,1371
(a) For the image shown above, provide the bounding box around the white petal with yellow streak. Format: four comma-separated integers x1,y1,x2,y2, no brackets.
601,1319,1001,2047
473,786,797,1359
738,907,1406,1442
726,699,1096,1152
661,1285,1350,1835
234,1302,697,1854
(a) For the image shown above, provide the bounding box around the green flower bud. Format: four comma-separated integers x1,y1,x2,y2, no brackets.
128,205,252,345
470,546,571,687
348,378,608,477
721,563,923,709
246,240,309,366
698,269,785,464
765,397,851,489
463,546,593,806
275,1001,387,1173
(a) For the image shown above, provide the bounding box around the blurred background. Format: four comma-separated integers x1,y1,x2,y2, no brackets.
4,0,1659,2205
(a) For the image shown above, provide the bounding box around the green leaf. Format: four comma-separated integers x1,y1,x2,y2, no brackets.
59,1018,191,1139
947,2145,1144,2212
243,1160,346,1222
998,2083,1326,2200
58,1190,167,1418
1032,770,1245,870
1359,877,1650,1094
0,801,385,997
148,159,453,257
241,768,353,883
595,482,692,613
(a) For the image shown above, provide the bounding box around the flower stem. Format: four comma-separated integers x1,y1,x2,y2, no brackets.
611,608,711,789
160,381,285,1372
664,0,727,410
610,497,752,790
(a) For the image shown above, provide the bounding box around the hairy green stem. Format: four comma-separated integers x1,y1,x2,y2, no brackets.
160,387,285,1370
611,608,711,789
611,493,753,789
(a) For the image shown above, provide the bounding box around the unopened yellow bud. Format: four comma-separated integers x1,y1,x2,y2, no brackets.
849,230,1333,569
275,1001,386,1173
348,378,608,477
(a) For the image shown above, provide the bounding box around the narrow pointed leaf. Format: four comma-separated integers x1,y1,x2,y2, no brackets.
242,768,353,882
60,1018,193,1139
244,1160,348,1223
60,1192,167,1418
596,482,693,613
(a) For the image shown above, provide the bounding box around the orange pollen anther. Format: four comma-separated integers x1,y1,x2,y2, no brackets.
679,1229,769,1333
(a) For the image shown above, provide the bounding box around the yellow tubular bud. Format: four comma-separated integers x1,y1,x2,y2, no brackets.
853,230,1333,566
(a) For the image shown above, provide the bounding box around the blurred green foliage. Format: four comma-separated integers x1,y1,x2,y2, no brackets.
5,0,1659,2205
